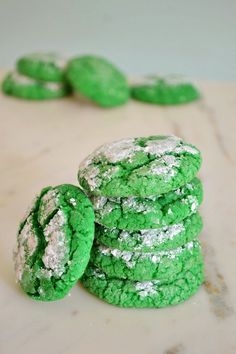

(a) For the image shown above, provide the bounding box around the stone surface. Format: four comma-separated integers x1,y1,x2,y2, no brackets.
0,73,236,354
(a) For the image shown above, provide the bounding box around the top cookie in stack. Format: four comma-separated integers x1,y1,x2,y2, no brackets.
78,135,202,197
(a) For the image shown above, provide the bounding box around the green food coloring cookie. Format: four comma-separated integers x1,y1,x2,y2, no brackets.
92,177,203,230
2,72,69,100
17,53,67,82
78,135,202,197
81,262,204,308
95,212,202,252
90,239,202,282
13,184,94,301
131,75,200,105
66,55,129,107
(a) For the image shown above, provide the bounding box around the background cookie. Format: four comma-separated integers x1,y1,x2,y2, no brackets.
81,263,204,308
17,53,67,82
66,55,129,107
13,184,94,301
78,135,202,197
2,72,69,100
131,75,200,105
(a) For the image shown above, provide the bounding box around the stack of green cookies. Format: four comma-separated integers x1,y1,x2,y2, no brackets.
79,135,204,308
2,53,70,100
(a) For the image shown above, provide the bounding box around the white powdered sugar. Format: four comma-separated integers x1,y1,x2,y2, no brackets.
97,241,195,268
42,210,69,277
135,280,160,298
12,72,37,85
137,223,184,248
14,215,38,282
95,138,141,163
38,189,59,225
122,197,155,214
91,268,106,279
27,52,67,68
149,155,180,180
82,165,101,191
93,196,108,210
11,72,63,91
183,195,199,213
69,198,77,207
93,195,156,216
43,82,64,91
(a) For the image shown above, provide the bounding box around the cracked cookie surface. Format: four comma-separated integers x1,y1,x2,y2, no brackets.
95,212,202,252
92,177,203,230
13,184,94,301
90,239,203,282
78,135,202,197
81,262,204,308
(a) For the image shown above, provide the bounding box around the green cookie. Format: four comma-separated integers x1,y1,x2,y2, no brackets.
90,239,202,282
131,75,200,105
13,184,94,301
92,177,203,230
2,72,69,100
81,263,204,308
66,55,129,107
95,212,202,252
17,53,67,82
78,135,202,197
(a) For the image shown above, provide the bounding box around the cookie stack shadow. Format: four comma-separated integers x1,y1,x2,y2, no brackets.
79,136,204,308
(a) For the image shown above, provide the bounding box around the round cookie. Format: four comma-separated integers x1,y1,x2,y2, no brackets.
90,239,203,282
2,72,69,100
13,184,94,301
66,55,129,107
131,75,200,105
95,212,203,252
92,177,203,230
17,53,67,82
78,135,202,197
81,263,204,308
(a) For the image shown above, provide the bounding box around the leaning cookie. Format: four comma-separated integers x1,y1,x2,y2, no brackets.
2,72,69,100
90,239,203,282
92,177,203,230
78,135,202,197
66,55,129,107
81,263,204,308
17,53,67,82
131,75,200,105
95,212,203,252
13,184,94,301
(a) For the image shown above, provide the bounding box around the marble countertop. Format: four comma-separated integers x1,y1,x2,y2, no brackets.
1,74,236,354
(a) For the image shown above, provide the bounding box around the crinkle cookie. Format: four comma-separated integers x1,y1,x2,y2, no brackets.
2,72,69,100
81,263,204,308
13,184,94,301
91,177,203,230
131,75,200,105
78,135,202,197
95,212,202,252
66,55,129,107
90,239,203,282
17,53,67,82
